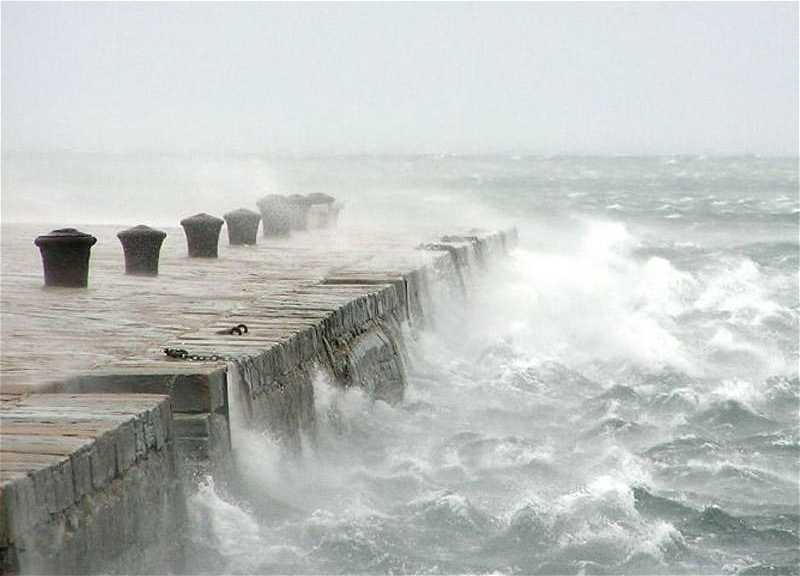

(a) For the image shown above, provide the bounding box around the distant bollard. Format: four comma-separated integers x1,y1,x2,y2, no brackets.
305,193,336,229
308,204,329,229
179,213,224,257
305,192,335,205
329,202,343,227
34,228,98,287
223,208,261,245
286,194,311,231
116,225,167,276
256,195,291,237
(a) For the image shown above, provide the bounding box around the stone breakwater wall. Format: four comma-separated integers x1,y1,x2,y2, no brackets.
0,394,184,575
228,228,517,453
0,225,516,574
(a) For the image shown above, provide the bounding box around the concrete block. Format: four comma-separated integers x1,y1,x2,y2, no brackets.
172,410,229,472
390,284,404,314
50,456,75,513
28,457,59,515
272,341,289,376
339,301,353,334
253,353,275,394
131,414,147,459
0,437,95,508
60,367,228,415
71,447,93,501
332,307,345,335
296,325,319,362
350,297,362,327
158,400,172,442
0,473,37,546
404,268,427,322
369,292,381,318
209,413,232,455
114,419,138,474
244,354,272,396
355,295,369,326
176,437,211,462
2,433,187,575
153,403,169,449
173,413,211,438
90,432,118,490
142,412,156,451
285,336,302,370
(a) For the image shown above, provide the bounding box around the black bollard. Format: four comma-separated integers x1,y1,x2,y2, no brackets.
305,193,336,229
179,213,224,257
329,202,342,227
34,228,98,287
305,192,335,205
116,225,167,275
223,208,261,245
256,195,291,237
286,194,311,231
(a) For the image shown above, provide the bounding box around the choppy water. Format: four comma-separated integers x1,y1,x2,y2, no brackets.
3,153,798,574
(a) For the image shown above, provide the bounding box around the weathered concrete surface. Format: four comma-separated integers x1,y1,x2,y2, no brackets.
0,221,516,572
0,393,185,574
2,223,515,464
1,223,511,392
59,364,232,479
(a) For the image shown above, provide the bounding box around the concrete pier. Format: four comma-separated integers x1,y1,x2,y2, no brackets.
0,221,516,573
0,393,184,574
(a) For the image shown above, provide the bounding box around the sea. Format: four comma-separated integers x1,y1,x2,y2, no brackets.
3,153,798,575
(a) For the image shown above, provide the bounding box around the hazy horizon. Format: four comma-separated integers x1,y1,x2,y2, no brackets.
2,2,798,156
3,149,799,159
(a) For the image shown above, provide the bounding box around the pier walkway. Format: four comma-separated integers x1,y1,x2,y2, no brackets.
0,219,515,573
2,222,467,392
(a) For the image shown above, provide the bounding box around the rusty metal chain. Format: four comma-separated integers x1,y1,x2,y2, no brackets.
164,323,249,362
163,348,239,362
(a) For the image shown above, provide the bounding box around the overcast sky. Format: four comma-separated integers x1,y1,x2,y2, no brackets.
2,2,797,155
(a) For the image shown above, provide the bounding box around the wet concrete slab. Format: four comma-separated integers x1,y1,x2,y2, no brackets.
0,394,183,575
0,393,172,535
1,222,458,392
0,219,516,573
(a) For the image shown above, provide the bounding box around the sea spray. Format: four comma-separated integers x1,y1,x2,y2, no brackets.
16,153,792,575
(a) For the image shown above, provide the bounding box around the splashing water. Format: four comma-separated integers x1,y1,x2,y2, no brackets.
4,153,796,574
176,156,797,576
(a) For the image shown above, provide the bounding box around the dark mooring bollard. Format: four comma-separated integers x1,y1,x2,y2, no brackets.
329,202,342,227
286,194,311,231
223,208,261,245
116,225,167,275
256,195,291,237
34,228,98,287
180,213,224,257
305,193,336,229
305,192,335,205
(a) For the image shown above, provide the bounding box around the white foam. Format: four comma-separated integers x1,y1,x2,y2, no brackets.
187,476,265,571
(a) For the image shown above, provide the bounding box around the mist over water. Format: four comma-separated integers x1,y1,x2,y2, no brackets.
3,154,798,574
